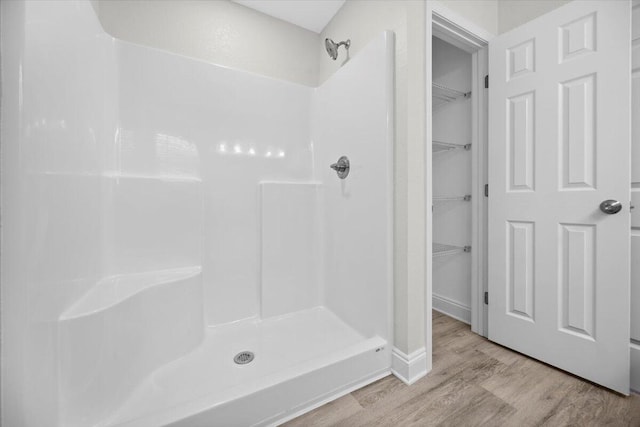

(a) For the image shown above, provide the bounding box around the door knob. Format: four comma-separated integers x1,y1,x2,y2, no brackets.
599,199,622,214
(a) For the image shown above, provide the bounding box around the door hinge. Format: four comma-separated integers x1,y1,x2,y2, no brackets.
484,291,489,305
484,74,489,89
484,184,489,197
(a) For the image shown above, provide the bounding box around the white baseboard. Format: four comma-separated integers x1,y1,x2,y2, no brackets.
433,293,471,324
391,347,427,385
631,341,640,393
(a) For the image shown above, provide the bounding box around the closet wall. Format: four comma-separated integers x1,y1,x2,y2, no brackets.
431,37,473,323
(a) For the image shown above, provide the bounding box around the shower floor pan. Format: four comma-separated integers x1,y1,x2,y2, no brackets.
106,307,390,427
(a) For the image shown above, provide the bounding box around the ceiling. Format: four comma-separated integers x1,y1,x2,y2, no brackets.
232,0,345,34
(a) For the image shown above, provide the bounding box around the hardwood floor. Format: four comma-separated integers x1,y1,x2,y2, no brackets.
283,311,640,427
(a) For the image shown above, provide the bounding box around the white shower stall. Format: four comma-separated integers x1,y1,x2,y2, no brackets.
0,1,394,426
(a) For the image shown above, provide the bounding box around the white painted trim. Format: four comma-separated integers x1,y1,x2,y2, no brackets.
385,30,396,374
470,48,489,338
632,0,640,396
425,1,434,378
470,50,480,335
430,1,495,51
632,342,640,393
632,0,640,397
391,347,427,385
270,369,391,426
433,294,471,325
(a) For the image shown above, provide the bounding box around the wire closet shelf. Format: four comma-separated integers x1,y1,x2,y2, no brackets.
432,140,471,153
432,82,471,111
433,195,471,203
433,243,471,258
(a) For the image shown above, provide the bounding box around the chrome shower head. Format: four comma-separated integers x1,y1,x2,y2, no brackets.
325,38,338,60
325,38,350,60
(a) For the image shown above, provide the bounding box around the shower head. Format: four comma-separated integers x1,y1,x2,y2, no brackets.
325,38,350,60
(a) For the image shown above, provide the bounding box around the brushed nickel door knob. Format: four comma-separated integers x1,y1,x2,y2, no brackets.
599,199,622,214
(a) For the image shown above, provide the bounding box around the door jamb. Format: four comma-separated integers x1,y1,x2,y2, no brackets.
425,2,492,369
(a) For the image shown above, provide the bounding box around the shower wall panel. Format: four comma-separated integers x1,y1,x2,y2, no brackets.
1,1,117,425
115,42,314,325
312,32,394,341
260,182,322,318
102,177,203,276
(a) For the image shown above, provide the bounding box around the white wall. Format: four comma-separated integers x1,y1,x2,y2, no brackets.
91,0,319,87
498,0,572,34
320,0,427,357
437,0,572,36
438,0,498,35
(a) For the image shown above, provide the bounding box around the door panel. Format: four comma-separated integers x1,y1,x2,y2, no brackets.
488,0,631,394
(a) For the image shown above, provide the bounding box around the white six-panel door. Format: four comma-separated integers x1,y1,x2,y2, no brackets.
488,0,631,394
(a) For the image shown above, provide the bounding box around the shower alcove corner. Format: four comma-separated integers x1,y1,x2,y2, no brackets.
2,2,396,426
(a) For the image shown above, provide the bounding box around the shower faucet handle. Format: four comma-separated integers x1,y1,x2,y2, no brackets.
330,156,350,179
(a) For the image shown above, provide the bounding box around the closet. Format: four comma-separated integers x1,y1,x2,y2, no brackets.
431,36,475,324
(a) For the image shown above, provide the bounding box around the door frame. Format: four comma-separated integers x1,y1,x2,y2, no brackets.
425,2,491,367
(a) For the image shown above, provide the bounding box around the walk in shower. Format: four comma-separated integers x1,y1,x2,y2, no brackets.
0,1,394,426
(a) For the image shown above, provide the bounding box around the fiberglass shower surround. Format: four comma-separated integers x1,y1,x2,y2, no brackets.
0,1,394,426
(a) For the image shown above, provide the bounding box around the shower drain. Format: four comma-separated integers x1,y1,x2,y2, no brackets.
234,351,255,365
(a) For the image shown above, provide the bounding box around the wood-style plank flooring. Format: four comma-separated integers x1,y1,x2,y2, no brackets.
283,311,640,427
